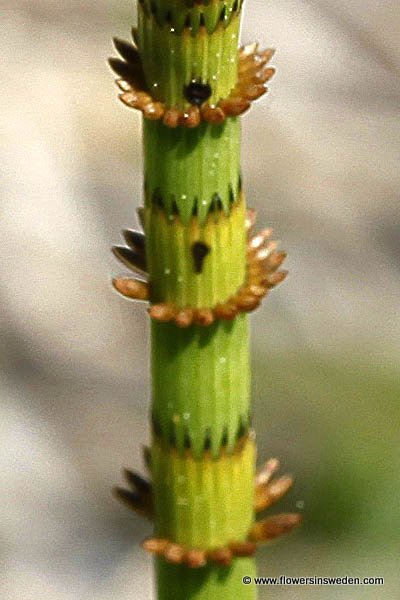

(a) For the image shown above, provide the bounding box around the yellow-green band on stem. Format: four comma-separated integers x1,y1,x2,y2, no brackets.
151,434,255,548
146,197,246,307
138,1,241,109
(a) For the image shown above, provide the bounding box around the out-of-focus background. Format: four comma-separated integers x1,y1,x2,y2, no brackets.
1,0,399,598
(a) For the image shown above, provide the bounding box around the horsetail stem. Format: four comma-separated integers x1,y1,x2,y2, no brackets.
109,0,291,597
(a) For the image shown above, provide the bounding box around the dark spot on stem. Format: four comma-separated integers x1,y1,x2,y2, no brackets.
221,429,229,447
184,81,212,106
192,241,211,273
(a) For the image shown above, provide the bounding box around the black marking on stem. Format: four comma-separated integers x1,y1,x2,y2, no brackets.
192,241,211,273
151,413,162,436
203,430,212,450
171,199,179,215
236,417,247,439
210,193,223,212
221,428,229,447
184,81,212,106
184,432,192,448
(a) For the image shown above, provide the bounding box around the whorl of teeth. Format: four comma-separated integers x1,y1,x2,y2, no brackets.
109,39,275,127
112,209,287,321
115,456,302,567
142,537,257,568
148,209,287,325
135,456,301,568
142,508,302,567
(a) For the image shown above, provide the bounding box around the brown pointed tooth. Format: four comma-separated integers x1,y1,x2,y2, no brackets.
236,295,260,312
113,277,149,300
123,469,152,496
249,513,303,543
116,78,132,92
249,228,273,250
266,475,294,503
214,303,238,320
112,487,153,519
255,242,278,262
201,104,225,124
148,303,177,322
261,48,275,62
194,309,215,326
142,445,152,470
175,308,194,328
242,83,267,101
248,284,268,298
240,65,275,86
256,458,280,487
248,258,268,273
229,541,257,557
240,42,259,58
163,108,180,128
257,66,276,83
266,251,287,272
265,270,288,288
136,207,145,229
239,57,260,74
120,90,151,109
245,208,257,232
180,105,201,128
143,102,165,120
255,475,294,512
185,549,207,568
219,97,251,116
142,538,169,555
164,543,186,564
208,547,233,566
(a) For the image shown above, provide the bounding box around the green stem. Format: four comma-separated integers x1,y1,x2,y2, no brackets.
136,1,258,597
156,558,257,600
151,317,250,457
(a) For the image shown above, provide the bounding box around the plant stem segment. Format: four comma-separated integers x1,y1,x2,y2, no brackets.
137,1,257,597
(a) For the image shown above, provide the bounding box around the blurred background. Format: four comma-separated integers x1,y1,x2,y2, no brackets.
1,0,399,598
